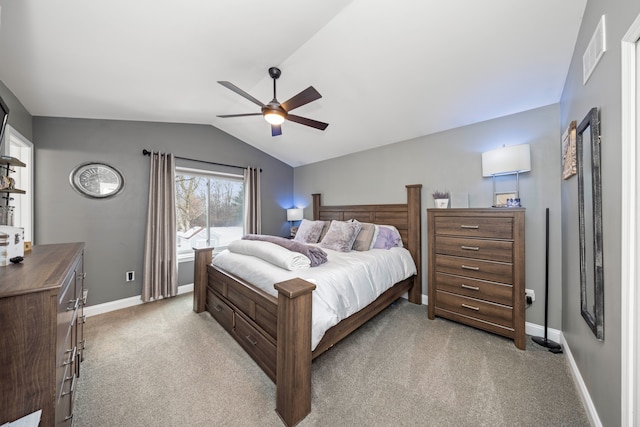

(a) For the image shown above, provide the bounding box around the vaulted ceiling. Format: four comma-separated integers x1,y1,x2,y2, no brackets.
0,1,587,166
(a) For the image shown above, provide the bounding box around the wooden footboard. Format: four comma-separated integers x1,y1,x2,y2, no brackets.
194,249,315,426
193,184,422,426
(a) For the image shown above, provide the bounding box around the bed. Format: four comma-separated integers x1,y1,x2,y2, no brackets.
192,184,422,426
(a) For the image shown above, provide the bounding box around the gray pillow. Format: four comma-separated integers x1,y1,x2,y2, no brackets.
293,219,325,243
320,220,362,252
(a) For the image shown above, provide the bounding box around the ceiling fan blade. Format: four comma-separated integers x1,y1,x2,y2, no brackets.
218,81,265,107
271,124,282,137
217,113,262,118
287,114,329,131
281,86,322,112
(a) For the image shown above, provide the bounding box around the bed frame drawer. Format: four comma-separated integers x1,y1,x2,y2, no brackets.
234,314,276,381
206,290,233,333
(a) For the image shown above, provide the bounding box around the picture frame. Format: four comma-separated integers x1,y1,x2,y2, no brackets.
494,191,518,208
562,120,577,179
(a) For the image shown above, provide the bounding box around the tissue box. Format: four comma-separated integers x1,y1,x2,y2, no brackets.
0,226,24,266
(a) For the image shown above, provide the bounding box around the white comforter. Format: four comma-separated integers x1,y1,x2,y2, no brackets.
227,239,311,271
211,245,417,350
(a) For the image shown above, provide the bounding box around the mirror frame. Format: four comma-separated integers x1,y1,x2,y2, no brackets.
576,107,604,340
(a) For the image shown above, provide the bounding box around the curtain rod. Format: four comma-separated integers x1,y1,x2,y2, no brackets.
142,149,261,172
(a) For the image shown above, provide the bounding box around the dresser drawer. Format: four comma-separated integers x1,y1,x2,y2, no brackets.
435,236,513,262
436,290,513,328
435,254,513,284
206,290,233,333
435,216,513,239
234,313,276,381
435,273,513,306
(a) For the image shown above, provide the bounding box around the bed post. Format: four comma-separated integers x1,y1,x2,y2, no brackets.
193,247,213,313
406,184,422,304
312,193,321,219
274,278,316,427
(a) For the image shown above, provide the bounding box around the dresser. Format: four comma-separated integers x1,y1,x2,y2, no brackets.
427,208,525,349
0,243,86,426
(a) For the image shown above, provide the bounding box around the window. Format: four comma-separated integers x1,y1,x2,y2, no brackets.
175,167,244,260
4,126,33,243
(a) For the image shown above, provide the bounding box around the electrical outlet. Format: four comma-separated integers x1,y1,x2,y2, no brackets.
525,288,535,303
126,271,135,282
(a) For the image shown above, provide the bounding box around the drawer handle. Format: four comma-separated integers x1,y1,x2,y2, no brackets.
79,339,86,350
461,303,480,311
245,334,258,346
461,265,480,271
460,225,479,229
461,245,480,251
62,374,77,396
64,347,77,366
67,298,80,312
461,284,480,291
213,305,223,312
79,315,86,324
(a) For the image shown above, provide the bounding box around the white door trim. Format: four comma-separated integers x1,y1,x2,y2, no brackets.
621,13,640,427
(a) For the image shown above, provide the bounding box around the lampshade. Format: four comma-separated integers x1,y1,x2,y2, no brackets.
481,144,531,177
264,112,285,125
286,208,303,222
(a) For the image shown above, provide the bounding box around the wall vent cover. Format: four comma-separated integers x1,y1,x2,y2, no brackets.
583,15,607,84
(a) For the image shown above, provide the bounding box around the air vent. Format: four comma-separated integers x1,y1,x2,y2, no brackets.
583,15,607,84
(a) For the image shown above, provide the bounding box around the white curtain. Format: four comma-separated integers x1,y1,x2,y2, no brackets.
142,152,177,302
244,167,261,234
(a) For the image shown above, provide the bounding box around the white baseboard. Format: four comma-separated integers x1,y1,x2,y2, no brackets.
561,334,602,427
525,321,562,343
84,283,194,318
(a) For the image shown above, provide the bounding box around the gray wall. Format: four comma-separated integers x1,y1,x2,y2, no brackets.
294,104,562,329
33,117,294,306
559,1,640,425
0,80,32,143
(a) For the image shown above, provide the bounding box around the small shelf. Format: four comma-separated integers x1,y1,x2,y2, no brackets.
0,156,26,168
0,188,25,194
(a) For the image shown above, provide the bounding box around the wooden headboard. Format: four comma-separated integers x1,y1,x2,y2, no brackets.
311,184,422,303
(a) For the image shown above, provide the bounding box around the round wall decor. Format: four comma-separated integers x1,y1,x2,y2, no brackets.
69,162,125,199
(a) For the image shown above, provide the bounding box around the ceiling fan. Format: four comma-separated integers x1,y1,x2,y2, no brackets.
217,67,329,137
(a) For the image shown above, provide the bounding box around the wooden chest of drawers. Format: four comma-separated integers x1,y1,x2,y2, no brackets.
0,243,86,425
427,208,525,349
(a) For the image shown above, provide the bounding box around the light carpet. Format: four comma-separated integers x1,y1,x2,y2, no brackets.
74,293,590,426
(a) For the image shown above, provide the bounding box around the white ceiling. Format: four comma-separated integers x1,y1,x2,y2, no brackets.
0,0,587,167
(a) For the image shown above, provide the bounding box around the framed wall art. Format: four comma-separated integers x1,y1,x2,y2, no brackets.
562,120,577,179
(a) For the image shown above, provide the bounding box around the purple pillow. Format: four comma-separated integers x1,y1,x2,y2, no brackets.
372,225,402,249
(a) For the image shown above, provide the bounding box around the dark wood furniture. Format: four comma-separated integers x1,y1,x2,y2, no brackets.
0,243,86,426
427,208,525,349
194,185,422,426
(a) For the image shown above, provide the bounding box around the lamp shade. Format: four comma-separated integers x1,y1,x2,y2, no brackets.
481,144,531,177
286,208,303,222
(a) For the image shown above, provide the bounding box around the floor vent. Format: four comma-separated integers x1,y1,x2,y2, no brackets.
583,15,607,84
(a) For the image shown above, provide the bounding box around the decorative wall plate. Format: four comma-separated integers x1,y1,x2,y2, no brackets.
70,162,125,199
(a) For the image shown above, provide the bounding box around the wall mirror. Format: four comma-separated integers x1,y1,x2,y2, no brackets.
576,107,604,340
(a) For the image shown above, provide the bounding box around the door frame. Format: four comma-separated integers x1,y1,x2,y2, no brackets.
620,13,640,427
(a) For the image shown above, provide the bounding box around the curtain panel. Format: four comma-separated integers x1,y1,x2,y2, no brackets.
142,152,177,302
244,167,261,234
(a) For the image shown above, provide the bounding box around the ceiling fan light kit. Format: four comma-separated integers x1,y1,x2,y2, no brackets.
217,66,328,136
